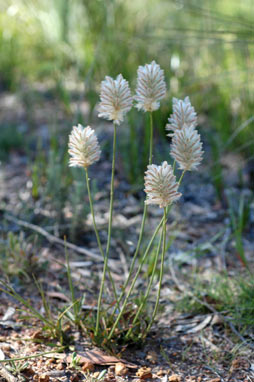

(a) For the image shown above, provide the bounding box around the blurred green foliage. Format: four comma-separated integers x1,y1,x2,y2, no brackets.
0,124,24,159
27,129,90,239
1,0,254,154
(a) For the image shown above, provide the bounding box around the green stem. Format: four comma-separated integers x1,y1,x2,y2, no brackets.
145,207,167,336
85,169,105,261
110,112,154,319
109,204,148,320
178,170,186,185
126,170,185,338
85,168,118,305
109,163,186,340
125,224,163,339
149,112,153,165
95,123,117,336
108,215,163,340
0,349,64,363
172,159,176,174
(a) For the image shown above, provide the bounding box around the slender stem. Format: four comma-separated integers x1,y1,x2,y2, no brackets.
149,112,153,165
108,215,163,340
106,123,117,258
95,123,117,336
172,159,176,174
178,170,186,185
0,349,65,363
145,207,167,336
110,112,154,319
109,205,148,320
85,168,118,304
125,225,163,339
125,169,186,335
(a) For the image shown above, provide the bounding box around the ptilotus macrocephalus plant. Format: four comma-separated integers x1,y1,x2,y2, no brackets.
68,60,204,346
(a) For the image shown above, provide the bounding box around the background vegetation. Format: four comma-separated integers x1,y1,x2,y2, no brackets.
1,0,254,143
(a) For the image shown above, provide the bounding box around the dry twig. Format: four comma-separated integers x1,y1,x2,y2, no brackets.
5,214,103,261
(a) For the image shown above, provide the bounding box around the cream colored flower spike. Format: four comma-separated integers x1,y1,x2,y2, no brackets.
144,161,181,208
135,61,166,112
98,74,132,125
170,125,203,171
68,124,101,168
166,96,197,136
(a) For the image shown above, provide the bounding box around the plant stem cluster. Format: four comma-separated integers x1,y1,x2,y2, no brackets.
68,61,204,346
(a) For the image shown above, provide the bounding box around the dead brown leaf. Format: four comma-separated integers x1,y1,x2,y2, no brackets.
66,348,137,368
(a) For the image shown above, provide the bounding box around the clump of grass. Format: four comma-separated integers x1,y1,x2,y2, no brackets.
0,275,78,347
0,232,42,281
234,278,254,329
226,189,252,272
5,359,29,377
0,242,91,348
176,272,254,332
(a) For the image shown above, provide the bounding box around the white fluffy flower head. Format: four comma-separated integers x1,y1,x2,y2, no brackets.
166,96,197,136
98,74,132,125
170,125,203,171
144,161,181,208
68,124,101,168
135,60,166,112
